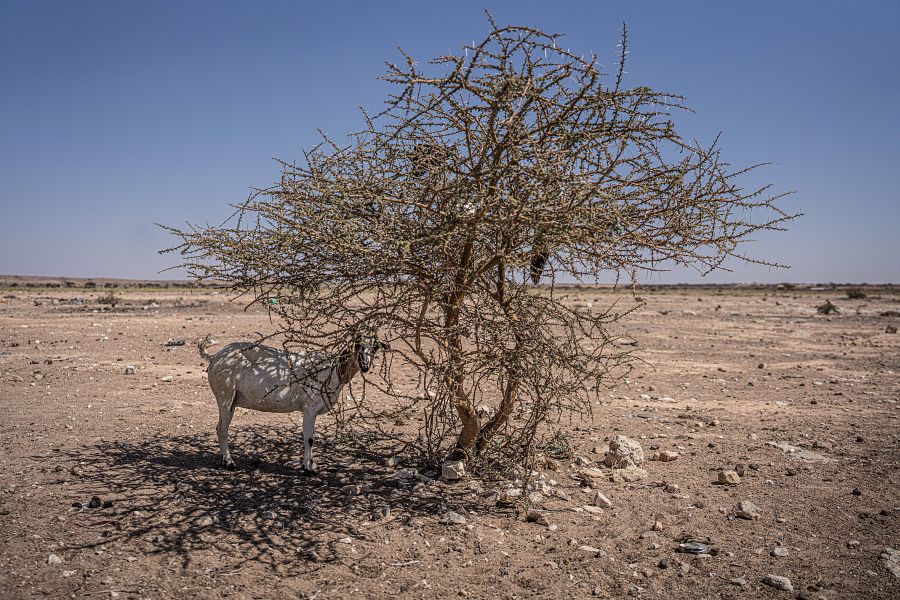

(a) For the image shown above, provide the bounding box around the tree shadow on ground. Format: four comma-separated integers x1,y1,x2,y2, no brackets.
58,425,493,572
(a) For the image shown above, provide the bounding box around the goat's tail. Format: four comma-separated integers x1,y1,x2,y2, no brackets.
197,335,216,361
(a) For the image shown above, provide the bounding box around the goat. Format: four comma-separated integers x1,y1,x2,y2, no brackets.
198,333,387,472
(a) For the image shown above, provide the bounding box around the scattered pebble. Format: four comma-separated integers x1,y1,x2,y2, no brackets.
195,515,214,527
593,491,613,509
771,547,789,557
881,548,900,578
762,574,793,592
440,511,467,525
392,468,417,480
441,460,466,481
609,465,647,482
656,450,679,462
124,365,136,375
47,554,62,565
734,500,760,520
718,470,741,485
604,435,645,469
578,467,606,480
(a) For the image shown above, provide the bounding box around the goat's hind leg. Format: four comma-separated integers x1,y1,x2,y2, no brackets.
301,411,317,474
215,389,237,470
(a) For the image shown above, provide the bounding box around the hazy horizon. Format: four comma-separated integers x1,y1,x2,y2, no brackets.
2,1,898,284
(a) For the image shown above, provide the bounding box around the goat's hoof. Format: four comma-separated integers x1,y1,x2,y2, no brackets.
301,467,317,476
222,461,236,471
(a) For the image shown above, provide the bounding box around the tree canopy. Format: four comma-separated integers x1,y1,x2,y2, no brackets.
165,18,794,470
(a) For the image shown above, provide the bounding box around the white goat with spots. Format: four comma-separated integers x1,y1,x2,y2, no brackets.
198,334,386,472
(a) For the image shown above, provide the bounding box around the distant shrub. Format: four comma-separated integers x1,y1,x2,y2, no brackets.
97,291,120,306
847,289,867,299
817,300,839,315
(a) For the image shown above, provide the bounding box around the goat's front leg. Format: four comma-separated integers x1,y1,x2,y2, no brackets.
301,411,317,473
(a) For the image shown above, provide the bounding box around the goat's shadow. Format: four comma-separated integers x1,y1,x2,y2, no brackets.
58,425,488,572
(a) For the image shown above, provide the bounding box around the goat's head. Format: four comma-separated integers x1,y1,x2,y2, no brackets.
353,333,389,374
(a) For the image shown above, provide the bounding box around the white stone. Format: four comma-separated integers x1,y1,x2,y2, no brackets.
734,500,760,520
195,515,214,527
616,466,648,482
593,491,613,508
762,574,793,592
881,548,900,578
718,470,741,485
392,468,417,480
441,460,466,481
440,511,467,525
604,435,645,468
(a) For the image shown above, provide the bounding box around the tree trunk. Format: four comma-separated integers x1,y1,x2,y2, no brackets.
474,377,517,455
472,257,522,456
445,301,480,460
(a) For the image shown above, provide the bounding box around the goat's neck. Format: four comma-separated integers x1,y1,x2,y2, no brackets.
336,351,359,386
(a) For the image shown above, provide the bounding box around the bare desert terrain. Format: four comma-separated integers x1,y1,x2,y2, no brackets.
1,282,898,599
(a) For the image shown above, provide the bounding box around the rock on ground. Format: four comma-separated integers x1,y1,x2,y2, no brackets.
718,470,741,485
593,491,613,508
882,548,900,578
734,500,760,520
441,460,466,481
655,450,679,462
762,574,793,592
440,511,467,525
603,435,645,468
614,466,648,482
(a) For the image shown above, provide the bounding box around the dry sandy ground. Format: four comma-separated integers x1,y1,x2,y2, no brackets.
1,285,898,599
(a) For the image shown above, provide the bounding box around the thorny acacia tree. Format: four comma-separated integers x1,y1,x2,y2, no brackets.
166,20,794,469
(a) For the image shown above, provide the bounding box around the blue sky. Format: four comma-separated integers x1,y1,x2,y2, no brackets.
1,1,898,283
